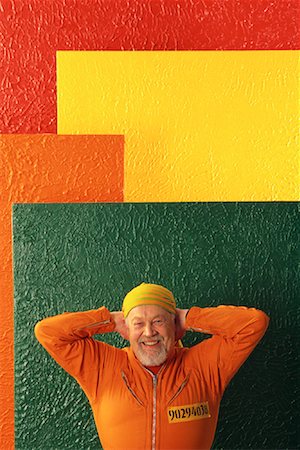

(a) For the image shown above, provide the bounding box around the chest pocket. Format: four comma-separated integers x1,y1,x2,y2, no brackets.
167,373,190,405
121,371,144,406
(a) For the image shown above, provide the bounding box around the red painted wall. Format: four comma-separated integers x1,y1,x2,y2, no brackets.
1,0,299,134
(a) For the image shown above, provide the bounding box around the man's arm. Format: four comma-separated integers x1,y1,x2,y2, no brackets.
34,307,125,400
176,305,269,390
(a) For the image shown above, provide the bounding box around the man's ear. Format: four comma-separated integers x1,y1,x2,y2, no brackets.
121,314,130,341
123,322,130,341
175,314,185,341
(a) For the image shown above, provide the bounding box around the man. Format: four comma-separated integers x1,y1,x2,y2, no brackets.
35,282,269,450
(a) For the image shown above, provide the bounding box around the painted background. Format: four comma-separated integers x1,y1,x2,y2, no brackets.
57,50,299,202
12,202,298,450
0,0,299,449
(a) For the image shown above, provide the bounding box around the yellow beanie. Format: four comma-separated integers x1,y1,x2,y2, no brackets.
122,282,176,318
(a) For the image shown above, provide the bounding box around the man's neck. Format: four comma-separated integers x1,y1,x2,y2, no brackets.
145,364,163,375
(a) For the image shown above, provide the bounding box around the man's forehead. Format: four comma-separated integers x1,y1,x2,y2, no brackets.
128,304,170,320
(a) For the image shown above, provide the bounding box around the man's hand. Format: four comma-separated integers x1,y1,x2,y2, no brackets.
110,311,129,340
175,308,189,341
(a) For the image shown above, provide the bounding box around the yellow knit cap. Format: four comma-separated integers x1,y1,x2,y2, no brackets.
122,282,176,318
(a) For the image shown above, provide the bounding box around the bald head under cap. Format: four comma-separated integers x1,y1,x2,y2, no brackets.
122,283,176,318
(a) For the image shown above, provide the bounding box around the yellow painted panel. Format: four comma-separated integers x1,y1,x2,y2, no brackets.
57,51,299,201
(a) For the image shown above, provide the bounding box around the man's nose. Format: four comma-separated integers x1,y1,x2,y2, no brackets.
144,322,156,337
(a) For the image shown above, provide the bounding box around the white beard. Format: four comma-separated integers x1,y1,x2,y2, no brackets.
135,344,168,366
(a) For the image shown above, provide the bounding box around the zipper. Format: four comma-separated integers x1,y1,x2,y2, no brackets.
144,365,165,450
151,375,157,450
168,373,190,405
122,368,160,449
142,365,165,450
121,371,144,406
77,319,111,331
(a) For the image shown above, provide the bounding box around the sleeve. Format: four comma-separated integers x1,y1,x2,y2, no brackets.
185,305,269,390
34,307,119,401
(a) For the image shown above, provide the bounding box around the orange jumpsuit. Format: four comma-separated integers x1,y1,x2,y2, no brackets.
34,305,269,450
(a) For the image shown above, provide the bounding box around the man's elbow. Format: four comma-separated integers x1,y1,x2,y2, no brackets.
34,320,43,341
34,319,49,345
252,308,270,337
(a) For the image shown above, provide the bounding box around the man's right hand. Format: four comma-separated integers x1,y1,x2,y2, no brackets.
110,311,129,340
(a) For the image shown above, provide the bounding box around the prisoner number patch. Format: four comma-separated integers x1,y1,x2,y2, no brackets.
168,402,210,423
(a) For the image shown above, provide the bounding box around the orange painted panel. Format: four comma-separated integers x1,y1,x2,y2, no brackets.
0,134,124,449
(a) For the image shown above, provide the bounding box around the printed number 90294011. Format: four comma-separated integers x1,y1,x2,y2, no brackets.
168,402,210,423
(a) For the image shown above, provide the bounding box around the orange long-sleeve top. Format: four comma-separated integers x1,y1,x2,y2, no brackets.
34,306,269,450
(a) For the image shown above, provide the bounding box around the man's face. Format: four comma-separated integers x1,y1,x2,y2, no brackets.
127,304,176,367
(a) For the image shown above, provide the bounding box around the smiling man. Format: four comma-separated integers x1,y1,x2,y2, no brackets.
126,304,177,366
35,282,269,450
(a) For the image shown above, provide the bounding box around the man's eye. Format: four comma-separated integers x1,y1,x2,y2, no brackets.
153,320,163,325
134,322,143,327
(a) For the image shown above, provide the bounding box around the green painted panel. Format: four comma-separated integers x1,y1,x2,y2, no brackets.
13,203,299,449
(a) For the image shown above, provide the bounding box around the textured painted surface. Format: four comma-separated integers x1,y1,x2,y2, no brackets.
2,1,299,448
57,50,299,202
1,0,299,134
13,202,298,450
0,134,123,449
